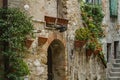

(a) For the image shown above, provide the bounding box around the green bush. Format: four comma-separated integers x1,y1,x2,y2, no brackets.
0,8,33,79
7,59,29,80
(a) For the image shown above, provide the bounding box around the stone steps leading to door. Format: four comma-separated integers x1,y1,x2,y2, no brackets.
108,59,120,80
110,72,120,77
108,77,120,80
113,63,120,67
115,59,120,63
111,68,120,72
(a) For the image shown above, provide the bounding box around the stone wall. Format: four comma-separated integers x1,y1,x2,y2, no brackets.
1,0,107,80
101,0,120,59
101,0,120,78
69,47,106,80
66,0,106,80
8,0,67,80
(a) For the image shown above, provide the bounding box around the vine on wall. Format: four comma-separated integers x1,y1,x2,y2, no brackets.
75,1,106,67
0,8,33,80
81,3,104,38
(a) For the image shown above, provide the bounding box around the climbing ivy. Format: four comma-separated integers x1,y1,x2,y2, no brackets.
81,3,104,38
0,8,33,80
79,1,107,67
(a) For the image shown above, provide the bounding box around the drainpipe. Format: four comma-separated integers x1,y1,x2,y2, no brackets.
2,0,9,80
57,0,59,17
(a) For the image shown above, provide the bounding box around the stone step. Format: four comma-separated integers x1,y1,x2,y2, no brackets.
113,63,120,67
110,72,120,77
115,59,120,63
108,77,120,80
111,68,120,72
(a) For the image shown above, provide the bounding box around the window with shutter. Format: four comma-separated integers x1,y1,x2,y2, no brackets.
109,0,118,17
85,0,101,4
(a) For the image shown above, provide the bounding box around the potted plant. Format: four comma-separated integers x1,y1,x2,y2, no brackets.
86,41,96,56
74,27,90,48
94,42,102,55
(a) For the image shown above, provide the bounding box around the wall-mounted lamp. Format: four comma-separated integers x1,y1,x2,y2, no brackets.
56,25,67,32
24,4,29,11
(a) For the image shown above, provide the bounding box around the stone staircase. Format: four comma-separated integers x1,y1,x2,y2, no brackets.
108,59,120,80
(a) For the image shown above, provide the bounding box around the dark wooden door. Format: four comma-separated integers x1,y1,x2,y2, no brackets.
107,43,111,62
114,41,119,59
47,46,53,80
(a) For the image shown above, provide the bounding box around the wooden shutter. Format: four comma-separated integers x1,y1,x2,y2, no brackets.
98,0,101,4
109,0,118,17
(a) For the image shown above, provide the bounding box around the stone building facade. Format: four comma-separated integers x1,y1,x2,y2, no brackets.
101,0,120,79
0,0,106,80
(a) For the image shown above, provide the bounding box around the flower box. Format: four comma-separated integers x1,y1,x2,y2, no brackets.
57,18,68,26
45,16,56,24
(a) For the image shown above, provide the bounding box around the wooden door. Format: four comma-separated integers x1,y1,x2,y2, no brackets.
47,46,53,80
114,41,119,59
107,43,111,62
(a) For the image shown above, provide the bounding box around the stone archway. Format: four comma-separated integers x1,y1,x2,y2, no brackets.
47,39,66,80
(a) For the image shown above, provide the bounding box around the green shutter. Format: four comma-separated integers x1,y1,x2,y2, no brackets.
109,0,118,17
85,0,101,4
98,0,101,4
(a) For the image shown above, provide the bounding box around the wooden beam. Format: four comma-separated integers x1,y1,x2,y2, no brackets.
3,0,8,8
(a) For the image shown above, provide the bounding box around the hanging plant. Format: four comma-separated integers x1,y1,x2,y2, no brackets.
75,27,90,41
80,3,104,38
74,27,90,48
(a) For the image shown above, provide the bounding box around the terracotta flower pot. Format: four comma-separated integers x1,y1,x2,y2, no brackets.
74,40,87,48
38,37,48,46
94,47,102,54
25,39,34,48
94,49,100,55
86,49,93,56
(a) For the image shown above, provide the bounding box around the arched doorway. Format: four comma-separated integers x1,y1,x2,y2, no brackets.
47,39,66,80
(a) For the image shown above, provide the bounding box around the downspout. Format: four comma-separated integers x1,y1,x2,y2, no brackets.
2,0,9,80
57,0,59,17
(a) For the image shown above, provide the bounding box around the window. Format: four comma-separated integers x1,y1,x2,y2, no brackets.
85,0,101,4
109,0,118,17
